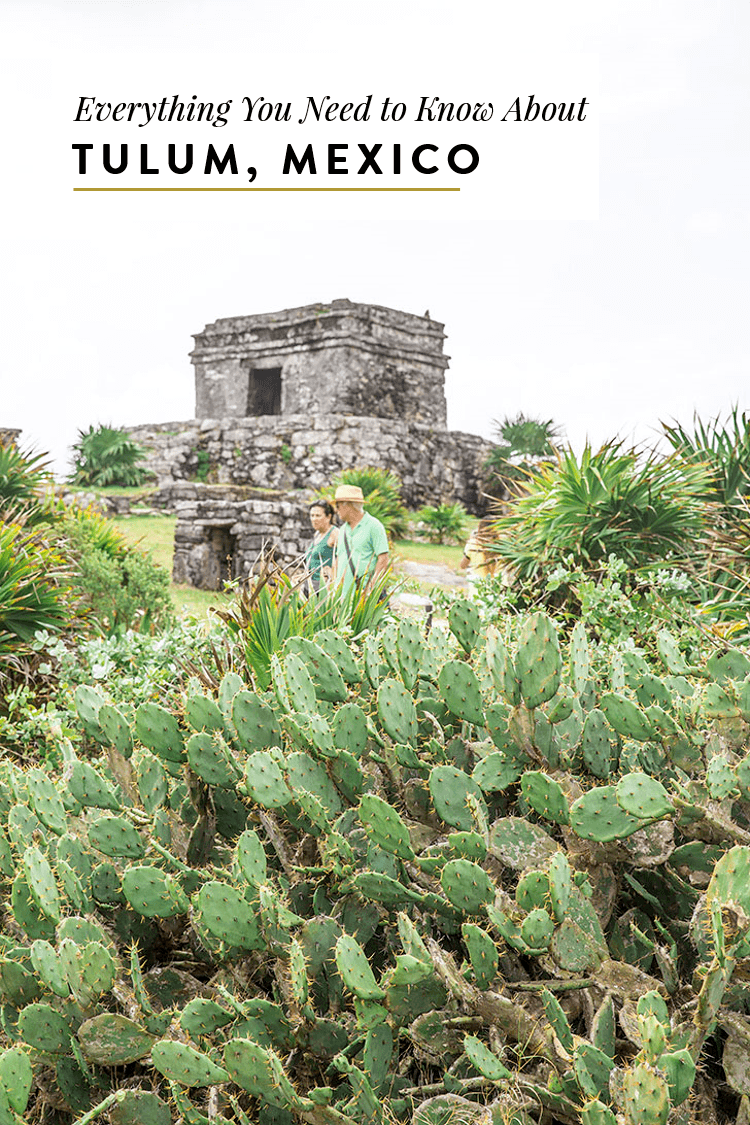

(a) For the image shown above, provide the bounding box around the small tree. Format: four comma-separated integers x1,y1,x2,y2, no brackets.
69,424,152,488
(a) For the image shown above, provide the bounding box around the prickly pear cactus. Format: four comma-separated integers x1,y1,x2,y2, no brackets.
5,604,750,1123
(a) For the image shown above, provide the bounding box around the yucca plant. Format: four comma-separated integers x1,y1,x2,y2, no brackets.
663,405,750,515
490,442,712,593
317,467,409,540
0,442,53,522
215,550,392,689
0,518,76,684
69,424,152,488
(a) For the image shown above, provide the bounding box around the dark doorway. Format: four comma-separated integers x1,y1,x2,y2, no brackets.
204,526,239,590
246,367,282,415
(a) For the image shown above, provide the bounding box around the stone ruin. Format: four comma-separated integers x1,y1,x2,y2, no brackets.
128,299,496,590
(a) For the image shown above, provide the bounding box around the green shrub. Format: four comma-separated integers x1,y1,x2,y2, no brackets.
663,404,750,514
60,508,174,635
320,466,409,540
417,501,468,544
491,442,710,592
69,423,152,488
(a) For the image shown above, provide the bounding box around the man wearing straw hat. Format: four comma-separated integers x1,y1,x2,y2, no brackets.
330,484,390,596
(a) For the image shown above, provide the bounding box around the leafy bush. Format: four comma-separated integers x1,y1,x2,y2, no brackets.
319,466,409,540
416,501,469,544
60,507,174,634
490,442,710,591
69,423,152,487
663,404,750,514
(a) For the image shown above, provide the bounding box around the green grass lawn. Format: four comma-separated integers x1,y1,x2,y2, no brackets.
113,513,470,618
392,539,465,568
113,513,232,620
66,484,158,499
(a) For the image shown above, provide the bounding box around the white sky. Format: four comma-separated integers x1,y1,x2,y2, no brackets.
2,0,748,477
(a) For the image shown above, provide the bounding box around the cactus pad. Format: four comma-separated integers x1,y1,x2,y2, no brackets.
88,815,146,859
243,751,292,809
98,702,134,756
194,881,264,950
438,661,485,725
77,1013,155,1065
26,769,67,835
122,866,189,918
377,678,418,745
515,612,562,709
23,845,61,922
335,934,385,1000
284,637,349,702
440,859,493,914
359,794,414,861
462,923,499,989
429,765,486,832
19,1002,72,1053
569,786,644,842
448,600,481,655
232,690,282,751
135,702,185,763
187,731,242,789
616,771,673,821
151,1039,230,1086
520,770,570,825
70,761,120,810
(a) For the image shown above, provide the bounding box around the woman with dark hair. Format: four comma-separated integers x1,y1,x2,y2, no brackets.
305,501,338,590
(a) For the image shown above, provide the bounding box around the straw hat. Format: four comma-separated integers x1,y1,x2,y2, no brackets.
334,485,365,503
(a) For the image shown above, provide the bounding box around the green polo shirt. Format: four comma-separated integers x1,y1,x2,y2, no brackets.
334,512,389,594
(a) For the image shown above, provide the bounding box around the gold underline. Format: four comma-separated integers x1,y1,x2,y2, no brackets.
73,186,460,192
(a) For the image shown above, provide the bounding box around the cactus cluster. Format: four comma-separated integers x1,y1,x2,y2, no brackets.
2,615,750,1122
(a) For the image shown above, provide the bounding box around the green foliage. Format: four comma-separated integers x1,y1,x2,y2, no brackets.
489,442,710,593
0,444,78,685
494,412,564,459
416,502,468,544
0,442,52,517
663,404,750,513
320,466,409,540
69,424,152,488
11,410,750,1123
60,507,174,634
215,553,391,689
192,447,210,483
280,443,293,465
0,606,747,1122
484,411,564,492
0,519,74,677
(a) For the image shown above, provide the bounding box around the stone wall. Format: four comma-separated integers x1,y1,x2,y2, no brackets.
169,485,312,590
128,414,496,514
192,298,449,428
0,428,21,447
